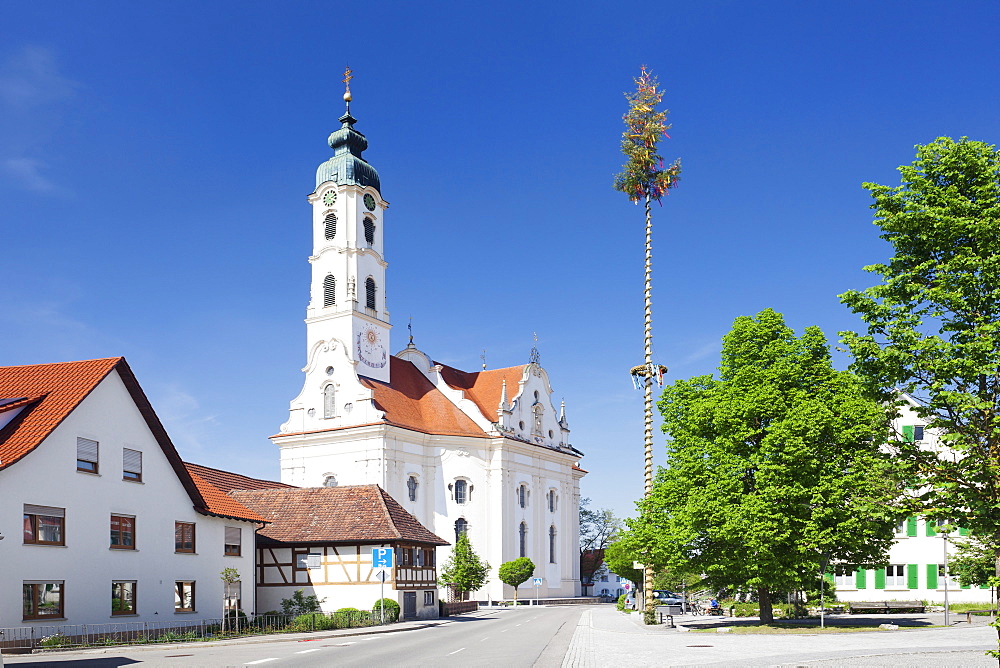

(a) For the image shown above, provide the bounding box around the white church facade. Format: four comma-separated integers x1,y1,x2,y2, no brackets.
270,80,585,600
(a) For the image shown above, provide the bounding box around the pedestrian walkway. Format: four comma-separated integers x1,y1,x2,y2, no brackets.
560,605,997,667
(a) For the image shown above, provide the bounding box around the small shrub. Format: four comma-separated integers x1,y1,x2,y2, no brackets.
281,589,326,616
616,594,628,612
40,634,70,648
643,609,657,625
372,597,400,623
290,612,335,631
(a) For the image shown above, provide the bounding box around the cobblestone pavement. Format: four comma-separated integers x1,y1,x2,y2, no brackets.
560,606,997,667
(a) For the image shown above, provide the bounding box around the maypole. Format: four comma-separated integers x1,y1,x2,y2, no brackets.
614,66,681,623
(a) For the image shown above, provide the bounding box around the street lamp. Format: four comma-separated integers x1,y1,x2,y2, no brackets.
943,531,950,627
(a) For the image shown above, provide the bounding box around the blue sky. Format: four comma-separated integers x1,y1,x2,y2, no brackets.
3,1,999,519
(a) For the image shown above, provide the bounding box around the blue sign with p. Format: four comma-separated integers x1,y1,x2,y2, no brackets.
373,547,394,568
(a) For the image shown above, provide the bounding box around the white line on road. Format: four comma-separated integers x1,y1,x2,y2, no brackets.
449,648,466,655
296,649,322,654
245,660,279,665
480,636,489,642
515,623,522,627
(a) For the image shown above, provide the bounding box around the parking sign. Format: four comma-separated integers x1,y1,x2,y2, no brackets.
372,547,394,568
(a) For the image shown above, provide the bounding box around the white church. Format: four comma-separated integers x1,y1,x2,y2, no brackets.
270,79,585,600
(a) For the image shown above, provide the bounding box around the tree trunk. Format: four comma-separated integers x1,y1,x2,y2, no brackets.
513,586,518,604
758,586,774,624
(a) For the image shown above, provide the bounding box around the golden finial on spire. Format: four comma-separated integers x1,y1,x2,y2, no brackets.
343,66,353,103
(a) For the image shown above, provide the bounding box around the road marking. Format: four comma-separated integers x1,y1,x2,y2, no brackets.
448,648,466,655
245,660,278,665
480,636,489,642
296,649,322,654
515,623,522,627
500,628,508,632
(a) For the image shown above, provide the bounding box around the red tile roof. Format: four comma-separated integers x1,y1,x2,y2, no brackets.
438,363,526,423
187,469,268,523
0,357,121,469
230,485,449,546
184,461,294,492
359,357,489,438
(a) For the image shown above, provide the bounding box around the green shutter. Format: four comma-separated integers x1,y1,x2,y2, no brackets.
926,519,937,537
856,568,867,589
824,570,835,585
874,567,886,589
902,425,915,442
907,564,918,589
982,583,991,589
906,517,918,537
959,527,970,537
962,582,971,590
926,564,938,589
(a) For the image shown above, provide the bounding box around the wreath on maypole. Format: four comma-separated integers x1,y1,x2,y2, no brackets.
613,66,681,203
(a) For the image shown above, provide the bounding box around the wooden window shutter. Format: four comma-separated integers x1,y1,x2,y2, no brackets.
925,564,938,589
123,449,142,475
906,517,917,537
906,564,918,589
874,567,886,589
855,568,867,589
926,519,937,537
902,425,915,442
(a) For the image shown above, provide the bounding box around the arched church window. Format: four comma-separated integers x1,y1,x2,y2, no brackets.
365,277,376,310
323,384,335,419
549,525,557,563
519,522,528,558
454,518,468,541
407,475,418,502
453,479,468,505
548,489,557,512
518,484,528,509
363,217,375,246
324,275,336,307
324,213,337,240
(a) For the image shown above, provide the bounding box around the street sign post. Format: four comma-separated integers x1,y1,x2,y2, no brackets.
533,577,543,606
372,548,394,623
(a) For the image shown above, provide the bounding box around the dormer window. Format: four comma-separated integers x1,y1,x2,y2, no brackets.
323,275,336,307
324,213,337,240
363,217,375,246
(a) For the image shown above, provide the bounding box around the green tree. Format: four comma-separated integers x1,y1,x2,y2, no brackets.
840,137,1000,582
498,557,535,603
603,539,643,588
621,309,901,623
949,535,1000,594
613,66,681,621
579,498,621,586
438,531,490,601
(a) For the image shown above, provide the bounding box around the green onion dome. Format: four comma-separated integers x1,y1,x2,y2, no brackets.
315,110,380,193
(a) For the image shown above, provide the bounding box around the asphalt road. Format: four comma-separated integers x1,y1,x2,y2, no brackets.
3,605,583,667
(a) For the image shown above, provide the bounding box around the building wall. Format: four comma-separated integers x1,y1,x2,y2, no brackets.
1,370,256,627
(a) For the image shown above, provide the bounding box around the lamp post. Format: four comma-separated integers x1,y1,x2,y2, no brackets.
943,532,950,627
819,555,830,630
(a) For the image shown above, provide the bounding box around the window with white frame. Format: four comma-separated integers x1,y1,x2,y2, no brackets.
424,590,434,606
833,566,855,587
122,448,142,482
885,564,906,588
454,518,468,542
453,479,469,505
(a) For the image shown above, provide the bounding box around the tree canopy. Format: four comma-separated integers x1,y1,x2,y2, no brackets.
620,309,901,622
840,136,1000,551
498,557,536,602
438,532,490,600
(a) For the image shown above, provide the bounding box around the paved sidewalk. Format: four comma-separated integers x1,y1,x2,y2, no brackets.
560,605,997,667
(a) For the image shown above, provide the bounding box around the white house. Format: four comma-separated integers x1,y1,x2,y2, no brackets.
0,357,264,628
269,88,586,600
833,396,991,605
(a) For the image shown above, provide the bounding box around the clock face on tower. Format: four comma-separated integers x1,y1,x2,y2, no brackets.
356,324,387,370
323,191,337,206
363,193,376,211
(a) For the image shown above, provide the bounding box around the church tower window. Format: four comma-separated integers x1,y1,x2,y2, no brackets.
407,475,418,501
365,277,377,311
454,518,468,541
324,213,337,240
519,522,528,558
363,217,375,246
549,526,557,563
323,275,336,307
323,384,335,419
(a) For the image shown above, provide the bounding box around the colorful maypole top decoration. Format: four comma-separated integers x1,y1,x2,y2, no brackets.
613,66,681,203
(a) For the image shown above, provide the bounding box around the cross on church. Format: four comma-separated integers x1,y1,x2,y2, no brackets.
343,66,353,92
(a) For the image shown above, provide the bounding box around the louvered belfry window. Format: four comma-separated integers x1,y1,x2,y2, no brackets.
324,213,337,240
77,437,99,473
363,217,375,246
323,275,336,307
365,278,376,310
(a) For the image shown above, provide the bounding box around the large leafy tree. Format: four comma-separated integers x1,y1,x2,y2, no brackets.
622,309,901,622
840,137,1000,562
438,532,490,601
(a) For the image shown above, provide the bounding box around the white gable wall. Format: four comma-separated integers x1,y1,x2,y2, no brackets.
0,370,256,627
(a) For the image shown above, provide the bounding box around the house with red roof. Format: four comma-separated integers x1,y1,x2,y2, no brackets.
0,358,263,627
270,92,587,601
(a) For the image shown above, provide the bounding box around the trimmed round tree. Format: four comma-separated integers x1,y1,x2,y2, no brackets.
498,557,536,603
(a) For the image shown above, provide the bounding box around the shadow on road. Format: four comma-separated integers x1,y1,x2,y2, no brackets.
4,658,140,667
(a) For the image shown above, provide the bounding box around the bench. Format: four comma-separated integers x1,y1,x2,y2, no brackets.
848,601,926,614
965,609,996,624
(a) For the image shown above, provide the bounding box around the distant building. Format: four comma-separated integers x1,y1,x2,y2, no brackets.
0,358,263,627
270,89,586,600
